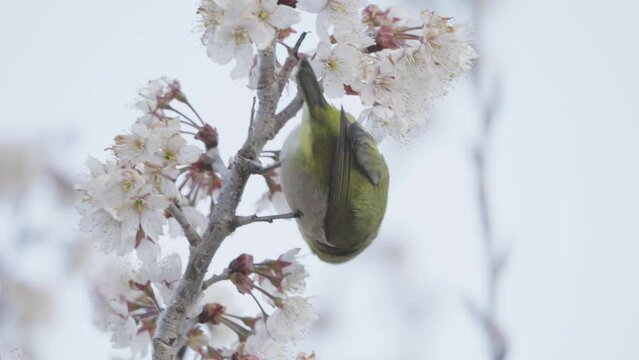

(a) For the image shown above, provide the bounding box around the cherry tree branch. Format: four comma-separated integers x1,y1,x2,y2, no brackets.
233,211,301,228
275,92,303,129
276,32,307,93
152,35,305,359
202,271,230,290
167,203,202,247
467,1,508,359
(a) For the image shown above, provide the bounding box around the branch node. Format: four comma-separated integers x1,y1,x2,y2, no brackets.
234,154,262,173
232,211,301,229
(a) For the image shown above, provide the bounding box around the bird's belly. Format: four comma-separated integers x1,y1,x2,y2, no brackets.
280,128,330,247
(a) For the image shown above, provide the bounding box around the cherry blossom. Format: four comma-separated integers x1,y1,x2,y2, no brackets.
268,296,317,342
113,122,158,164
200,0,301,79
135,77,184,125
246,0,300,45
311,42,359,98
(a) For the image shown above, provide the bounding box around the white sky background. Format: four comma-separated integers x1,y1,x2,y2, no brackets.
0,0,638,359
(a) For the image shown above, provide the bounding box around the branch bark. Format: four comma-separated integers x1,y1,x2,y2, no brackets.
233,211,301,228
152,39,304,359
167,203,202,247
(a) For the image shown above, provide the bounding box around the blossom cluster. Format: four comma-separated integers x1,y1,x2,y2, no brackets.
77,77,204,256
79,0,475,358
78,75,317,358
91,255,182,358
199,0,476,142
199,0,301,78
177,249,316,359
91,247,315,359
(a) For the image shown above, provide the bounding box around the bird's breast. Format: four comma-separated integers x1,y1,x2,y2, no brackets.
280,124,332,247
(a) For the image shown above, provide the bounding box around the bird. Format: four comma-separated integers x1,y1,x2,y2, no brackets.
279,59,389,263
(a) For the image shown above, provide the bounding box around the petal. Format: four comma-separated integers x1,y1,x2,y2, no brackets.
140,210,164,240
159,253,182,283
146,194,170,210
136,238,160,263
334,43,357,60
165,134,187,153
248,21,275,50
297,0,328,13
182,206,208,229
167,217,184,238
207,39,234,65
270,5,300,28
323,72,345,98
156,175,179,198
315,10,330,40
81,209,120,254
231,44,255,79
120,209,140,240
85,156,105,176
315,40,332,60
271,191,291,214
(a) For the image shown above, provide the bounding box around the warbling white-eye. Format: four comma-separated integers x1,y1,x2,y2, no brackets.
279,59,389,263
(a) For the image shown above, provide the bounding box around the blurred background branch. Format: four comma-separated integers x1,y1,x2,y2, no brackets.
467,0,508,359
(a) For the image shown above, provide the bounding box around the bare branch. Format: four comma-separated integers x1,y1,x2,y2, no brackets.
202,271,230,290
252,160,282,175
466,299,508,360
274,92,303,131
233,211,300,228
291,31,307,55
466,1,508,355
276,32,307,93
167,203,202,247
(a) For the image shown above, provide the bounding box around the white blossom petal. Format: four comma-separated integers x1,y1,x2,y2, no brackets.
136,239,160,263
140,209,164,241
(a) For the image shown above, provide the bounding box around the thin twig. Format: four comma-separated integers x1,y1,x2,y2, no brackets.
467,0,508,357
233,211,301,229
202,271,230,290
273,92,303,133
253,161,282,175
291,31,308,56
276,32,307,93
166,203,202,247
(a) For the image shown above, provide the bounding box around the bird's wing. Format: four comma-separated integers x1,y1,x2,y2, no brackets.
346,120,385,186
325,108,385,246
326,108,353,224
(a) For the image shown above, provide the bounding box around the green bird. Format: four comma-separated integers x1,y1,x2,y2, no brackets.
279,60,389,263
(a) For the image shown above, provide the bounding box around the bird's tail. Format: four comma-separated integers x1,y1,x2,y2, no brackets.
297,59,327,108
